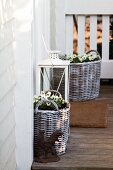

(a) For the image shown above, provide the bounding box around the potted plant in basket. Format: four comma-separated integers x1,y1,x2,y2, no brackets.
66,50,101,101
33,90,70,156
67,50,101,63
33,90,69,111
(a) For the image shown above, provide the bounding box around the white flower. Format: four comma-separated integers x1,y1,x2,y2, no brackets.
73,55,77,58
62,100,65,104
70,58,73,62
50,95,55,100
82,55,87,60
54,96,59,101
40,91,45,97
79,57,83,62
46,91,51,97
34,91,68,110
89,56,93,61
34,95,38,100
47,102,51,106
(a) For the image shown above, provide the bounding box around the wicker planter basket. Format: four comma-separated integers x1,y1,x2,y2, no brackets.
69,51,101,101
34,92,70,157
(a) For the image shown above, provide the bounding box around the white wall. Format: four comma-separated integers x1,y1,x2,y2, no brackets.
34,0,50,64
0,0,16,170
13,0,33,170
34,0,50,94
14,0,51,169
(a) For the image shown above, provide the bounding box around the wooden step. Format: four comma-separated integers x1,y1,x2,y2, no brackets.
32,165,113,170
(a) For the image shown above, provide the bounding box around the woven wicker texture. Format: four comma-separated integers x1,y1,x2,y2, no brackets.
34,98,70,157
69,60,101,101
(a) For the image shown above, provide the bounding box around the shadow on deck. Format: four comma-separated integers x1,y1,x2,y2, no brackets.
32,85,113,170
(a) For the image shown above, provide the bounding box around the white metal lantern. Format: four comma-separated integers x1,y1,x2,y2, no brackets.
37,50,70,102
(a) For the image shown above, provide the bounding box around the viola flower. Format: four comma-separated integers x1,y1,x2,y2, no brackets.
66,50,101,63
46,102,51,106
34,91,68,110
46,91,51,97
41,91,45,97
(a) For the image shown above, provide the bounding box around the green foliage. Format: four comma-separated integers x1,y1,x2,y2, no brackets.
34,91,67,111
66,51,101,63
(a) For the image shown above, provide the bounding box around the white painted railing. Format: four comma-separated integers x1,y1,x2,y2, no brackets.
54,0,113,78
65,15,113,78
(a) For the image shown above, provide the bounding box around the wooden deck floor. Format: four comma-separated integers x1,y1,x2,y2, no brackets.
32,85,113,170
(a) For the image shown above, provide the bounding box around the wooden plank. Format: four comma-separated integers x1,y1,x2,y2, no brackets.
99,85,113,98
90,16,97,50
101,16,113,79
65,15,73,55
78,16,85,54
55,0,66,53
65,0,113,15
102,16,109,60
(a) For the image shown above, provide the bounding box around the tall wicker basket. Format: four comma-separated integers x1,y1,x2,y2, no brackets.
69,51,101,101
34,92,70,157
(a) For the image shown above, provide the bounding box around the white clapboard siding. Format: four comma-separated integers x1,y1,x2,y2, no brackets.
0,90,14,124
0,19,14,51
3,151,16,170
0,0,13,25
0,106,16,170
0,129,16,169
0,106,15,148
14,0,34,169
0,0,16,169
0,64,15,101
0,116,15,157
0,44,14,75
